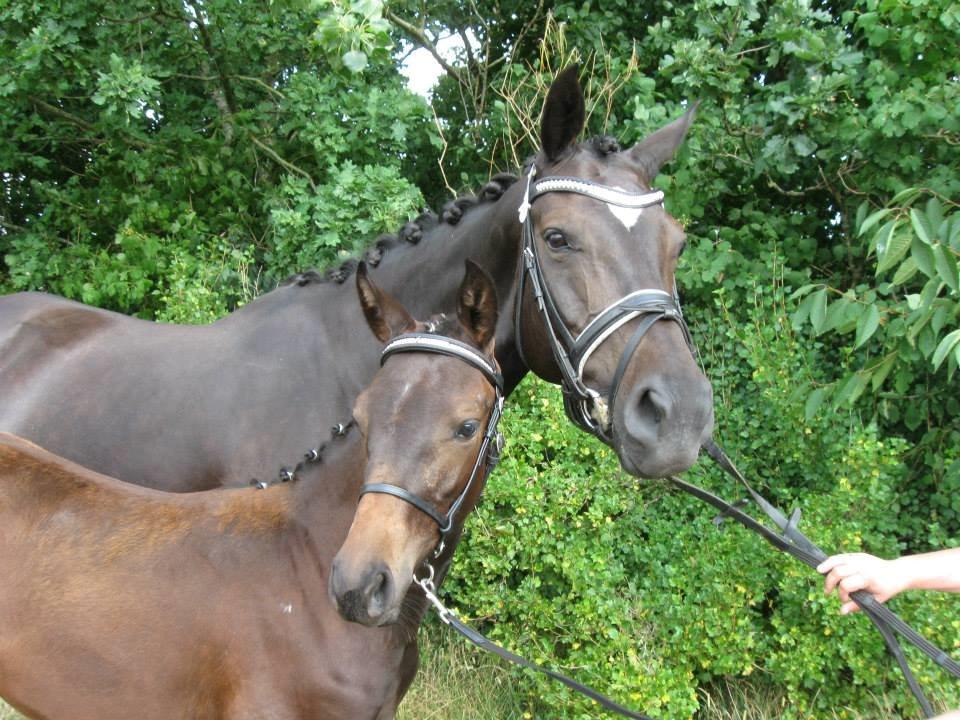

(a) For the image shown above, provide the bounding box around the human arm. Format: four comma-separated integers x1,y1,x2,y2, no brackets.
817,548,960,615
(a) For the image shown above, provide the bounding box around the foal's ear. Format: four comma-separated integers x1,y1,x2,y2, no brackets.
457,260,499,352
540,64,585,163
630,102,698,184
356,262,416,343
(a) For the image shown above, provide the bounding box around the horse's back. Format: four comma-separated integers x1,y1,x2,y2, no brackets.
0,431,145,523
0,291,120,374
0,293,237,489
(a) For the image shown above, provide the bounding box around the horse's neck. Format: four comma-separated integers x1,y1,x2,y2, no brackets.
287,436,365,533
372,183,527,388
220,180,527,416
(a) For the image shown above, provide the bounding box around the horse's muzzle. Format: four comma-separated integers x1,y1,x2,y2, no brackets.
329,558,400,627
613,372,714,478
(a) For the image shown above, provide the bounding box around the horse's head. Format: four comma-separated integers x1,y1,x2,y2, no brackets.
330,260,501,626
514,65,713,478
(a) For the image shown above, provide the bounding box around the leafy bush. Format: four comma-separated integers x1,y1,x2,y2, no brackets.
441,279,959,719
264,162,424,281
791,191,960,547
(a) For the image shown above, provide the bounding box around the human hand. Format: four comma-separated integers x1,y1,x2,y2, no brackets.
816,553,907,615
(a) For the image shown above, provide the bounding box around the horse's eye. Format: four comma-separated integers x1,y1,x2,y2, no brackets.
544,229,569,250
456,420,480,439
677,240,687,258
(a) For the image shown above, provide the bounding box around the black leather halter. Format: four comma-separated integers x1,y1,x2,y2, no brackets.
358,333,505,545
513,168,693,444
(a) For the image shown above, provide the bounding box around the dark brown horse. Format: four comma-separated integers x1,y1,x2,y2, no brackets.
0,262,501,720
0,66,712,489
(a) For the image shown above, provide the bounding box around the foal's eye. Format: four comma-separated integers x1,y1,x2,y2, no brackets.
543,229,569,251
455,420,480,439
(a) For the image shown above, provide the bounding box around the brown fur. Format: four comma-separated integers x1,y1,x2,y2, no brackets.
0,268,501,720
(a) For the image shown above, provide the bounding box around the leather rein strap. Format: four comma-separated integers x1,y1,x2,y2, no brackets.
689,440,960,719
414,563,657,720
513,168,691,443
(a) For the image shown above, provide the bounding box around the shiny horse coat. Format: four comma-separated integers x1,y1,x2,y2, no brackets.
0,264,501,720
0,66,712,489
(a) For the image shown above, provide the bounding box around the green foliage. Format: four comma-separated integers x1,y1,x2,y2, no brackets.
265,162,423,281
0,0,436,316
315,0,393,73
790,191,960,545
443,283,959,719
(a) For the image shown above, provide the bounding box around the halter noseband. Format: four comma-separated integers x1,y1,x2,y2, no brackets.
514,168,693,444
358,333,505,547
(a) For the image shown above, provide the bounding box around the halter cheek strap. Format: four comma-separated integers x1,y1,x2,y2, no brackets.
514,167,693,444
358,333,505,546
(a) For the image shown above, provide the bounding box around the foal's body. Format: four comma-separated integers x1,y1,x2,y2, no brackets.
0,433,416,720
0,264,501,720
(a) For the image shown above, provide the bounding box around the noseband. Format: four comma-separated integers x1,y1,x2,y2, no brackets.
514,168,693,443
358,333,505,548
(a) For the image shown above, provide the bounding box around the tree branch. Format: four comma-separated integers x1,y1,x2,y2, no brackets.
185,0,238,141
384,10,469,93
32,99,158,151
249,135,316,190
170,73,285,101
0,218,28,233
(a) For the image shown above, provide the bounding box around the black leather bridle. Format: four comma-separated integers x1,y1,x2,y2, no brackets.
358,333,505,550
513,167,693,444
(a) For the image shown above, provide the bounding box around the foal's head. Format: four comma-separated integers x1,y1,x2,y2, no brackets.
330,261,500,626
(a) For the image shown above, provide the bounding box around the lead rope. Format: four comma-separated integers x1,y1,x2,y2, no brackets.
414,563,658,720
682,439,960,718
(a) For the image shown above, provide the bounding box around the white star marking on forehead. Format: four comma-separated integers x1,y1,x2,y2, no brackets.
607,203,644,230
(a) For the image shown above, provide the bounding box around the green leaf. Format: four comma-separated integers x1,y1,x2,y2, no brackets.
804,387,827,421
876,225,910,274
858,208,892,238
911,235,936,278
342,50,368,73
854,304,881,349
910,207,934,245
890,256,919,286
809,288,828,334
791,291,817,329
889,187,922,206
932,329,960,371
924,197,944,234
788,283,819,301
825,296,854,333
947,216,960,252
869,351,898,391
835,372,869,406
933,245,959,293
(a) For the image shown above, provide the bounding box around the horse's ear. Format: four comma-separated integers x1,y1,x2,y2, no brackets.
457,260,499,352
630,102,698,184
540,64,585,163
356,262,416,343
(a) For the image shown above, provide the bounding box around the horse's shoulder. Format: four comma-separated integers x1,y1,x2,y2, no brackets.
0,292,121,353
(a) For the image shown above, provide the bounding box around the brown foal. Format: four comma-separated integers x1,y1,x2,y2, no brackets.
0,261,500,720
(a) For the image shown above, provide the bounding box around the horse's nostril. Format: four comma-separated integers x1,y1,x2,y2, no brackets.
365,568,392,619
637,388,666,425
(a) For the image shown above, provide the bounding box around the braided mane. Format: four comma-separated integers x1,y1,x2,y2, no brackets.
280,172,519,288
279,135,624,289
